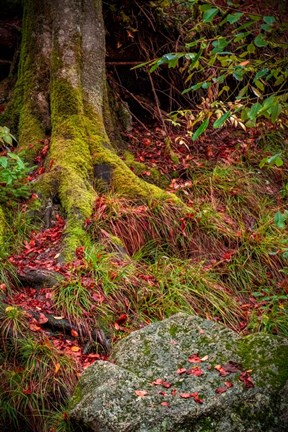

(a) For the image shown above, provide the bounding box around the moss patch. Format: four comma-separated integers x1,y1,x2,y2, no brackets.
237,334,288,389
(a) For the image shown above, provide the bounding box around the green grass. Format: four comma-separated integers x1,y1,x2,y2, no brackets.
54,280,92,320
0,336,78,432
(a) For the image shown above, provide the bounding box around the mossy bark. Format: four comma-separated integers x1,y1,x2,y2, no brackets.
6,0,185,256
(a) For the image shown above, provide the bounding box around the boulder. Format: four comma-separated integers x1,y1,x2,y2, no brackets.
70,313,288,432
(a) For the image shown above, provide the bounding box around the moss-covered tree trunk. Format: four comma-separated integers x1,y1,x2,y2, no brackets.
8,0,183,254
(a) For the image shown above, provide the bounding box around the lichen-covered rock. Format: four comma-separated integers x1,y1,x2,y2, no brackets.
70,313,288,432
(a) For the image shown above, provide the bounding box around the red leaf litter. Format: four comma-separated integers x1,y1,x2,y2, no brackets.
239,371,254,388
7,214,108,370
9,214,65,274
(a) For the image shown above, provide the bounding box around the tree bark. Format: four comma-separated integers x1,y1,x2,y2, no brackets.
7,0,185,256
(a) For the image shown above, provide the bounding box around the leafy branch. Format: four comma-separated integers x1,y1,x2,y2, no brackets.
134,0,288,139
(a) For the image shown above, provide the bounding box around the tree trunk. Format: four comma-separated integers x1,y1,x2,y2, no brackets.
7,0,184,256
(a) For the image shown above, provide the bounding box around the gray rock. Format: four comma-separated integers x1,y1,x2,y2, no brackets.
70,313,288,432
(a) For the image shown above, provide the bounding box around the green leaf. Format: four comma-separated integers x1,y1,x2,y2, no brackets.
226,12,243,24
182,82,203,94
185,40,201,49
274,211,286,229
247,43,256,54
236,19,260,31
0,157,8,168
233,67,245,81
254,34,268,47
131,60,151,70
261,23,273,32
0,126,10,134
192,118,209,141
233,32,250,43
3,134,12,145
201,82,211,89
275,75,285,86
259,157,268,169
254,79,265,92
213,74,226,84
7,152,19,160
211,37,229,53
269,102,282,123
247,102,262,120
150,62,160,73
203,8,219,23
213,111,231,128
237,84,248,99
254,68,269,81
267,153,283,166
185,53,197,60
263,16,275,24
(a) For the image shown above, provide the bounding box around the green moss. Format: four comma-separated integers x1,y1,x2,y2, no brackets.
51,80,83,125
18,104,44,159
123,151,147,175
169,324,179,338
83,114,187,206
63,219,90,261
2,0,45,160
49,79,96,219
123,153,169,188
143,339,151,357
237,335,288,389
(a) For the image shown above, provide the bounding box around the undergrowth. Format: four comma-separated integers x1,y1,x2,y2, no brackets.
1,126,287,431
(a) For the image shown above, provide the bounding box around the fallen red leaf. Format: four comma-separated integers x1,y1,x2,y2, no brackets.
38,313,48,324
135,390,148,397
160,401,170,407
224,381,234,388
186,366,204,377
71,329,78,337
177,368,186,375
114,322,129,331
222,251,233,261
180,393,193,398
189,392,204,404
215,386,227,394
142,138,151,146
239,371,254,388
92,293,105,303
29,323,42,332
87,353,101,359
115,313,128,325
222,361,240,373
214,364,228,376
152,379,171,388
188,353,202,363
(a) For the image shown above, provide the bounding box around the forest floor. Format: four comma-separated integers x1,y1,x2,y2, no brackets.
2,118,288,373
